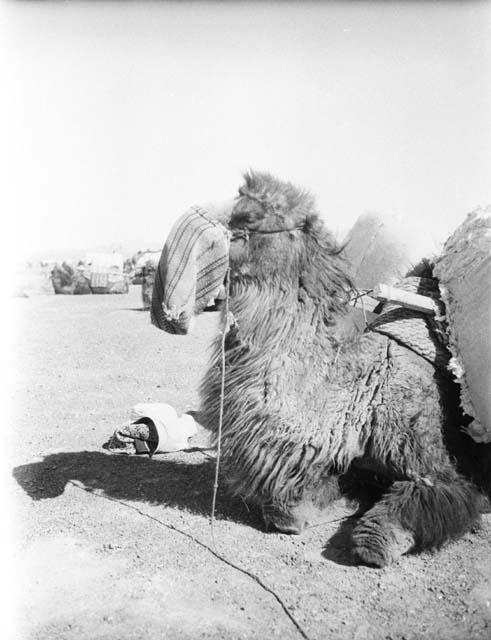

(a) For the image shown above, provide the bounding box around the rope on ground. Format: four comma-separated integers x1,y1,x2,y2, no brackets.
210,268,231,548
306,516,346,530
68,480,311,640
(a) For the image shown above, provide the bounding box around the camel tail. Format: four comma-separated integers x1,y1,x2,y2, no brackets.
390,471,483,550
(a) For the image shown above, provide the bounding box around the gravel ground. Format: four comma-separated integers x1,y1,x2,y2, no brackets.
8,285,491,640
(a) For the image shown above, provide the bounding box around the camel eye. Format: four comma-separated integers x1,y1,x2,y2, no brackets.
230,212,253,228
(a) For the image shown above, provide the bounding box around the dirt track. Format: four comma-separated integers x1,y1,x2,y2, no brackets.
10,286,491,640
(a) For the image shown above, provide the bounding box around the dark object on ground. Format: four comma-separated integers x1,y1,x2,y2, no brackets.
51,262,91,295
141,265,156,310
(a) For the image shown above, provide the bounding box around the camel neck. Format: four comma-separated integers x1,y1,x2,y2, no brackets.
228,278,342,353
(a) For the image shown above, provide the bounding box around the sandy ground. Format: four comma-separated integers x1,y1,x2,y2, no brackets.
8,286,491,640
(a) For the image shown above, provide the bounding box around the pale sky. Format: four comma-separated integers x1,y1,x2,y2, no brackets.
2,0,491,261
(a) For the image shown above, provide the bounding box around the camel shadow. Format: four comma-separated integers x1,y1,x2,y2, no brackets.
13,451,372,565
321,517,357,567
12,450,262,530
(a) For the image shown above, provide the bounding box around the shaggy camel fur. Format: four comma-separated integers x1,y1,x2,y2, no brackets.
199,171,490,567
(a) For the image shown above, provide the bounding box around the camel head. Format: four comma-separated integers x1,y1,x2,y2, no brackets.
228,171,353,310
151,172,353,335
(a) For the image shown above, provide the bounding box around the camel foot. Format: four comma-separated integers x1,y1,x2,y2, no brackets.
351,517,415,567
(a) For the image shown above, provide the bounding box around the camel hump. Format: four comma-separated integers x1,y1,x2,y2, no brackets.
343,213,438,291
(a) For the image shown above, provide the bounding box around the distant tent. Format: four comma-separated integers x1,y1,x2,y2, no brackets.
84,252,128,294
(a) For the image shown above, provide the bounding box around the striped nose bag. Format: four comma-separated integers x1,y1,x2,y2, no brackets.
151,206,230,334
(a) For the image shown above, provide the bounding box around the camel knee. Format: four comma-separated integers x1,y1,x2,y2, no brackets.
261,476,340,534
262,501,307,534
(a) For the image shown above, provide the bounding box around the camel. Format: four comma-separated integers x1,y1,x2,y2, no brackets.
157,172,491,567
